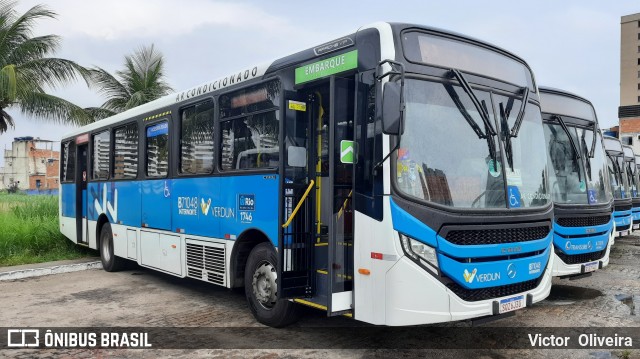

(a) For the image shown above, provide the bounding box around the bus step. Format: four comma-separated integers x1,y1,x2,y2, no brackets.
294,297,328,311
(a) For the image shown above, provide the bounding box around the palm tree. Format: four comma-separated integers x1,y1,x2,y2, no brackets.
0,1,92,133
85,44,173,120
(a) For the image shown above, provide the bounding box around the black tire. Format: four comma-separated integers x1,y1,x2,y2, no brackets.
244,242,300,327
99,222,128,272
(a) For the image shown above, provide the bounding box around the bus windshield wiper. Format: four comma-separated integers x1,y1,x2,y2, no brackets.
449,69,496,136
447,69,498,171
500,103,514,171
499,87,528,171
581,129,592,180
552,115,581,161
610,153,624,185
552,115,581,181
589,122,597,158
509,86,530,138
444,74,497,171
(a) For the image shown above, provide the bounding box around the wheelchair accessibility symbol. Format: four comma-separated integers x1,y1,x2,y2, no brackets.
587,189,597,204
164,181,171,198
507,185,521,208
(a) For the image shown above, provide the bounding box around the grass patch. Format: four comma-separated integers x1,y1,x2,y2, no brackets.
0,192,95,267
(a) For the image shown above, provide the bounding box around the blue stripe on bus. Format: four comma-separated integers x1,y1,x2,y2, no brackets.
389,198,437,247
390,198,549,289
552,218,612,255
81,174,279,245
613,210,632,228
438,246,550,290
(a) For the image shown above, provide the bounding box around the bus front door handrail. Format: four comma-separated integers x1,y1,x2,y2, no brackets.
282,180,315,229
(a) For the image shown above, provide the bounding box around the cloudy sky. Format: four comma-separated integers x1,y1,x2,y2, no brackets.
1,0,639,165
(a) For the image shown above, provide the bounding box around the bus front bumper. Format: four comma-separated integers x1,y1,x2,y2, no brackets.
384,254,553,326
552,239,612,277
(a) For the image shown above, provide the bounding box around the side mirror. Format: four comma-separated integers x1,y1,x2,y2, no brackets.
382,82,404,135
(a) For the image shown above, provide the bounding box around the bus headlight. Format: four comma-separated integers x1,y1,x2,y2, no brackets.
400,234,439,269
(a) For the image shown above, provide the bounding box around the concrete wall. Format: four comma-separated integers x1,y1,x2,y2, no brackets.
1,140,60,191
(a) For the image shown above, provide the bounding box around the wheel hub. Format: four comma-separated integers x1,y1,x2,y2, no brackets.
252,261,277,309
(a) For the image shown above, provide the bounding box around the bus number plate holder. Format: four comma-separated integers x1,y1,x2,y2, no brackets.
498,295,525,314
583,261,599,273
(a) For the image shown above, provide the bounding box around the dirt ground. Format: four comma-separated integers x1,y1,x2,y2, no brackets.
2,234,640,358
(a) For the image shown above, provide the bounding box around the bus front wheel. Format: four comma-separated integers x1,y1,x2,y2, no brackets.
99,222,127,272
244,242,300,327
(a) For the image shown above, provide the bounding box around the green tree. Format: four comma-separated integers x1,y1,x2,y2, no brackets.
0,1,92,133
85,44,173,120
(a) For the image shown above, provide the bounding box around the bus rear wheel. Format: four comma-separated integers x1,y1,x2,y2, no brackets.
99,222,127,272
244,242,300,327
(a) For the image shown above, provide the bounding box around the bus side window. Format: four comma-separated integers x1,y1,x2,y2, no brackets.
61,140,76,182
113,123,139,179
146,120,169,177
219,80,280,171
180,100,215,174
92,130,110,180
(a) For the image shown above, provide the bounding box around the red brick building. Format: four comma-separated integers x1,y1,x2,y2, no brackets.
0,137,60,191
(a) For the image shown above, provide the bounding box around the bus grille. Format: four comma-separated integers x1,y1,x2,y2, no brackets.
555,248,607,265
556,215,610,227
615,204,632,212
444,226,549,245
616,224,631,232
186,242,226,286
446,277,542,302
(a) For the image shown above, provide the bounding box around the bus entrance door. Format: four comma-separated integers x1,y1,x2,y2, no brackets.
75,143,88,244
279,77,354,316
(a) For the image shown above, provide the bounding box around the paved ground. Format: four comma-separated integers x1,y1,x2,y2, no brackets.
2,235,640,358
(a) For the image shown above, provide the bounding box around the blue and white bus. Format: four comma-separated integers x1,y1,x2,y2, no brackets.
59,22,554,327
539,87,613,278
622,145,640,229
603,136,633,238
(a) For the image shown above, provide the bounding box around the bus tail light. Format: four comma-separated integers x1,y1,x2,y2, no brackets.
400,234,439,270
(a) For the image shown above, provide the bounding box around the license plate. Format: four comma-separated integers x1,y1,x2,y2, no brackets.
633,224,639,230
620,230,629,236
498,295,525,314
584,261,599,273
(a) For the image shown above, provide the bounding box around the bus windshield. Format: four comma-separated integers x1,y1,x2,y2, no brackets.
608,154,631,199
544,123,586,204
578,129,612,204
544,123,611,205
395,79,549,209
625,158,639,197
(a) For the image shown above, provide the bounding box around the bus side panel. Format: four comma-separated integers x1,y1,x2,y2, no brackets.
171,174,279,244
141,179,172,230
172,177,220,237
87,181,141,257
218,175,279,245
60,183,77,242
60,183,76,218
87,181,141,227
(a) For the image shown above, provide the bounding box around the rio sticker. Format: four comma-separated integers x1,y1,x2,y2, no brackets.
239,194,255,223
